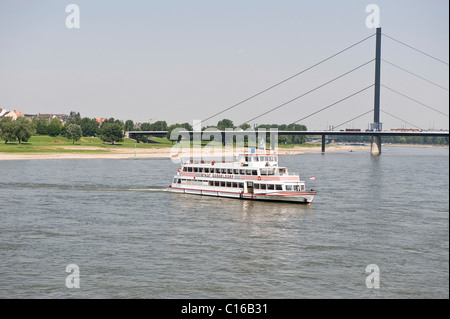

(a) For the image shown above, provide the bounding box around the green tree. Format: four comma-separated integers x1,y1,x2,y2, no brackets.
124,120,134,132
66,124,83,144
140,122,152,131
239,123,251,130
34,118,49,135
79,118,99,137
166,123,193,141
0,117,17,143
47,118,63,137
0,117,34,144
15,117,34,143
151,121,168,131
217,119,235,131
99,123,124,145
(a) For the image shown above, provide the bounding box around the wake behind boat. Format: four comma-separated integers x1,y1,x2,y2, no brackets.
167,150,317,204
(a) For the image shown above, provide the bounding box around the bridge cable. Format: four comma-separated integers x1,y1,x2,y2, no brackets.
383,33,449,66
381,110,423,130
382,84,449,117
201,33,376,123
290,84,375,125
382,59,449,91
241,59,375,125
330,109,373,131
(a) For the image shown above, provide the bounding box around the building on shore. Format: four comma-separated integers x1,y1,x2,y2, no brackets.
0,108,8,119
2,110,24,120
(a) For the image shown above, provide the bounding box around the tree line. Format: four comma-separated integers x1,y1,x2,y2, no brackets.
0,116,125,145
0,116,309,145
2,114,447,146
331,134,449,145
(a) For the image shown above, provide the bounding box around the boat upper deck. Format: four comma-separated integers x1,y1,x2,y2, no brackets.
180,153,280,168
178,153,300,179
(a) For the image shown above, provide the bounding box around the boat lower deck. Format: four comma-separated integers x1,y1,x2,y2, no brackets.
167,186,316,204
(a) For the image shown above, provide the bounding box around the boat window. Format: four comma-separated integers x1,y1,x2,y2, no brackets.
194,167,198,173
254,184,260,189
227,169,233,174
268,184,275,190
215,181,220,187
226,182,232,187
247,182,253,187
221,181,226,187
239,183,244,188
293,185,299,191
204,168,210,173
187,167,193,172
232,182,238,188
301,185,305,191
286,185,292,191
252,170,258,176
254,156,259,162
215,168,220,174
246,170,252,175
240,169,245,175
234,169,239,174
182,167,187,172
245,156,249,162
182,179,187,183
173,178,177,183
209,181,214,186
260,184,267,190
276,185,283,191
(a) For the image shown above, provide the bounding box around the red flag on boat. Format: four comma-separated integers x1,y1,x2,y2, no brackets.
310,176,316,180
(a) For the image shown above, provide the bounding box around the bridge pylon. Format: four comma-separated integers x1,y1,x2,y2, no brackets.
371,27,382,155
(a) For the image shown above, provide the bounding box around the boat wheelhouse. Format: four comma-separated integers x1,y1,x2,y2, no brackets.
167,152,317,204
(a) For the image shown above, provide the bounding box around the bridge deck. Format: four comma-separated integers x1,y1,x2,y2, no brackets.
126,130,449,138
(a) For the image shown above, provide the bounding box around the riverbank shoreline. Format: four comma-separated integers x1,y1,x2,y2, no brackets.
0,143,447,161
0,144,367,161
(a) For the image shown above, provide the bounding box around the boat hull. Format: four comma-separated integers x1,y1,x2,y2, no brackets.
166,187,316,204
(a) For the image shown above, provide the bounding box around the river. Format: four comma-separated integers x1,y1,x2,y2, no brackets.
0,146,448,298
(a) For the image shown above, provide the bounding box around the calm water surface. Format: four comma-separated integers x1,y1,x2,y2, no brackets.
0,146,448,298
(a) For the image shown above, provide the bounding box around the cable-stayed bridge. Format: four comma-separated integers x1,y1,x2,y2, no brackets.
126,28,449,155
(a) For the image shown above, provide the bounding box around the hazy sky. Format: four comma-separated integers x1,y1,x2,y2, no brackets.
0,0,448,130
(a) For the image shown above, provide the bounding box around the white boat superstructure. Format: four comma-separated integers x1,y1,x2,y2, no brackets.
167,152,317,204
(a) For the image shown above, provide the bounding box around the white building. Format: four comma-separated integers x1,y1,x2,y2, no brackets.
0,108,8,118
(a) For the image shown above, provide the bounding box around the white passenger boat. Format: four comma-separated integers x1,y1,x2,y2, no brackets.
167,151,317,204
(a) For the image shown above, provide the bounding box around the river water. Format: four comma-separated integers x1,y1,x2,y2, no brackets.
0,146,448,299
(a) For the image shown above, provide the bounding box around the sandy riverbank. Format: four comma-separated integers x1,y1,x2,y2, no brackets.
0,144,370,161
